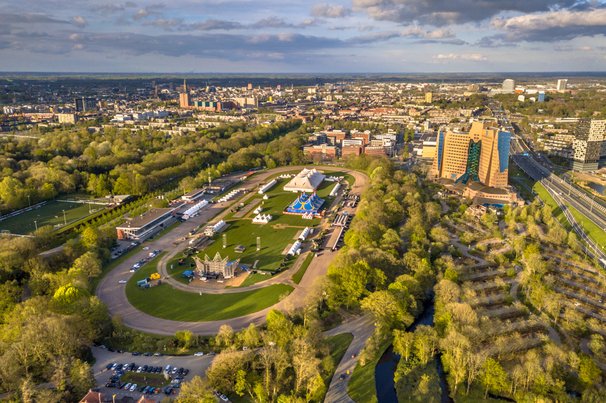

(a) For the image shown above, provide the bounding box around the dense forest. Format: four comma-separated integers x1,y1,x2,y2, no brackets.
0,119,304,213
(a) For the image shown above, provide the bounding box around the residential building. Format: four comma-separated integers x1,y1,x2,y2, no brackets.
557,79,568,91
57,113,77,124
502,79,515,93
75,97,97,112
572,119,606,171
425,92,433,103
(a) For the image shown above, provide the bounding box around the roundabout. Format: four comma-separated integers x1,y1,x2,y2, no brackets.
96,165,369,335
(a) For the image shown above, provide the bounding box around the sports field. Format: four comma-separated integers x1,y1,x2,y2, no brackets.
0,199,103,234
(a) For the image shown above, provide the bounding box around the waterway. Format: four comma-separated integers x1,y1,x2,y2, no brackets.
374,299,451,403
587,182,606,195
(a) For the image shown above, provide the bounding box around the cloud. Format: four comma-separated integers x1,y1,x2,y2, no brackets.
0,12,68,25
92,2,137,14
348,26,465,44
0,29,344,61
133,4,166,20
433,53,487,61
490,7,606,42
312,4,352,18
71,16,87,27
352,0,579,25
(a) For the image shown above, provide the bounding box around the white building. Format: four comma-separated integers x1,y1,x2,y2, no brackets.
557,79,568,91
284,168,325,193
502,79,515,93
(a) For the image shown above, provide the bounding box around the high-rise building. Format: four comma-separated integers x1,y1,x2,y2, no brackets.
425,92,433,103
537,91,546,103
179,80,190,108
502,79,515,93
557,79,568,91
247,83,253,90
572,119,605,172
432,121,511,189
75,97,97,112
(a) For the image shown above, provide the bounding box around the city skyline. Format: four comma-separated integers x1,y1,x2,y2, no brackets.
1,0,606,73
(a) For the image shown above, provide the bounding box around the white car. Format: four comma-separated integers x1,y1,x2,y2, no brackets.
130,384,137,392
194,352,204,357
118,280,127,284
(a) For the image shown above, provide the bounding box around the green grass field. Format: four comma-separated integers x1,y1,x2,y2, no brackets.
199,177,329,272
292,252,314,284
0,199,104,234
348,340,391,403
126,258,293,321
566,203,606,248
532,182,571,229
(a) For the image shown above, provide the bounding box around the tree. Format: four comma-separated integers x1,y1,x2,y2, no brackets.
175,330,195,349
80,226,100,251
361,290,413,330
393,330,415,362
480,358,509,398
240,323,261,348
178,376,216,403
214,324,234,349
413,325,438,365
579,355,601,387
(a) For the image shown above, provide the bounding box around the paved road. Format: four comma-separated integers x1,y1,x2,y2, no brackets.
324,315,375,403
96,166,369,335
92,346,214,401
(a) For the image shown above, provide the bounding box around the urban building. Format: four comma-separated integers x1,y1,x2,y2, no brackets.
557,79,568,91
116,208,176,241
179,80,190,108
432,121,511,189
425,92,433,103
303,144,337,161
572,119,606,171
75,97,97,112
57,113,78,124
502,79,515,93
538,91,546,103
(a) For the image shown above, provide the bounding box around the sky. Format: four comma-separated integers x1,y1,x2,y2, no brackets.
0,0,605,73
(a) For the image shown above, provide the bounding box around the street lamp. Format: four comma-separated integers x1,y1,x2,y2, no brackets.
33,220,38,231
27,194,31,207
62,209,67,226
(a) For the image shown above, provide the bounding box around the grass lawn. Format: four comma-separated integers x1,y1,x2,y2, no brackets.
348,340,391,403
566,203,606,248
167,255,196,284
532,182,571,229
199,177,325,272
0,199,104,234
126,259,293,321
321,333,354,399
292,252,313,285
237,272,272,287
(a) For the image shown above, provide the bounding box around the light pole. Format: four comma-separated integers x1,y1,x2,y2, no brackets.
62,209,67,226
27,194,31,207
33,220,38,231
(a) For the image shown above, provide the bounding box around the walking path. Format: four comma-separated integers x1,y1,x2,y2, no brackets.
324,315,375,403
96,166,369,335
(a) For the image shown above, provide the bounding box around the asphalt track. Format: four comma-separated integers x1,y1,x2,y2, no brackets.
96,165,369,335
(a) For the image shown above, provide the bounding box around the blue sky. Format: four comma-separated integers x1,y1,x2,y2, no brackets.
0,0,605,72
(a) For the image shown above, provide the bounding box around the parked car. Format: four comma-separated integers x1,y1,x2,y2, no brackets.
193,351,204,357
123,383,131,390
118,280,127,284
220,394,229,401
130,384,138,392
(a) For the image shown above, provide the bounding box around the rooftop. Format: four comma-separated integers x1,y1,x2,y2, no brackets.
117,208,175,229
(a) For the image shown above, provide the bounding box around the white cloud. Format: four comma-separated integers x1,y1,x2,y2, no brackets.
433,53,487,61
312,4,352,18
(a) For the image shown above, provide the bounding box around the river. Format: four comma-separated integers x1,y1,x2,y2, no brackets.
374,298,451,403
587,182,606,195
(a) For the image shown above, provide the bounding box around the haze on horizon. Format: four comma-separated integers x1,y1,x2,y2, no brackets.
1,0,605,73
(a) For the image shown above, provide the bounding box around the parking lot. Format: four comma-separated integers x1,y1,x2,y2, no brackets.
92,346,214,401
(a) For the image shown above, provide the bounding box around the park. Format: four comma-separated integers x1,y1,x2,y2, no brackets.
98,166,367,327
